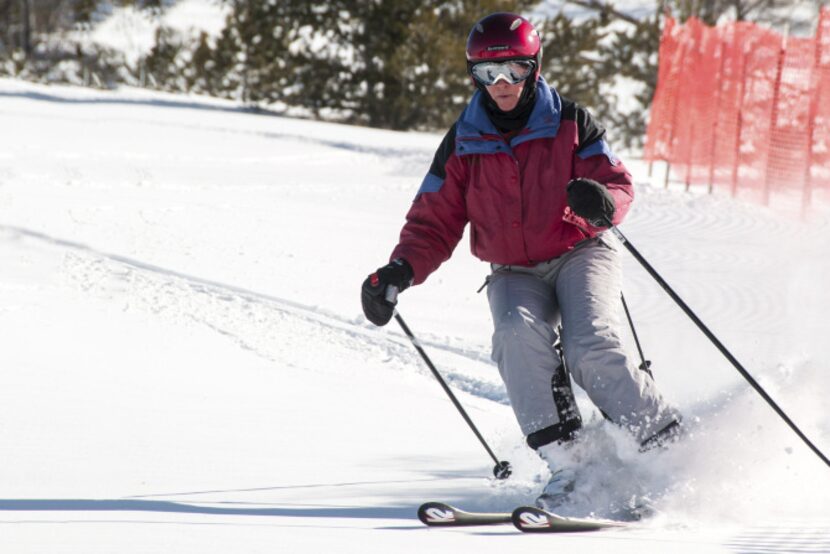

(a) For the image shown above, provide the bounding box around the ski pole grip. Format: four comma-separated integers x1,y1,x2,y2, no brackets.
601,215,614,229
385,286,399,304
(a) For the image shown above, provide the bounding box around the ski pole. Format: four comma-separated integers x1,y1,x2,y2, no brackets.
621,292,653,379
605,219,830,469
386,289,511,479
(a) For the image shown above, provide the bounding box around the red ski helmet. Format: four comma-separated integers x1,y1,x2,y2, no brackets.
466,13,542,81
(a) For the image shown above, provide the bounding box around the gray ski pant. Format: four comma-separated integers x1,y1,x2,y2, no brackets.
486,235,680,447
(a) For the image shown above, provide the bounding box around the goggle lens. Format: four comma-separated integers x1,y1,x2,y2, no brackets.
470,60,535,85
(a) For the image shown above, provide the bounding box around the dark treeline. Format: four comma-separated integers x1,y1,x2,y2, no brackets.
0,0,813,147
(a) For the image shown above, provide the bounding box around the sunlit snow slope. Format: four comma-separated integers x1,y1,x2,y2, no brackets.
1,79,829,553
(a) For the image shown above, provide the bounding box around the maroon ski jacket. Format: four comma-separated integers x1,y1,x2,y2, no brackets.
391,78,633,285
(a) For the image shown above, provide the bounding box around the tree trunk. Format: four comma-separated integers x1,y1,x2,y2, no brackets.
21,0,32,57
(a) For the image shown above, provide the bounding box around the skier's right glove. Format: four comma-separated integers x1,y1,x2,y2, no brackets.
361,258,414,326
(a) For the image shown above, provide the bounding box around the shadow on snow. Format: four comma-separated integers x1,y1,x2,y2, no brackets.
0,90,433,161
0,499,412,520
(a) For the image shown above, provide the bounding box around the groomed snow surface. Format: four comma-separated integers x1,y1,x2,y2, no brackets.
1,79,829,553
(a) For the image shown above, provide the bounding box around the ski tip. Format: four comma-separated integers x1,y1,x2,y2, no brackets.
511,506,628,533
417,502,460,526
417,502,513,527
511,506,564,532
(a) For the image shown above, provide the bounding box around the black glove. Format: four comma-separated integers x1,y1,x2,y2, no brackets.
361,258,414,326
567,178,616,228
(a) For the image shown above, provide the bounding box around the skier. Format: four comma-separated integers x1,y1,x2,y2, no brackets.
361,12,682,510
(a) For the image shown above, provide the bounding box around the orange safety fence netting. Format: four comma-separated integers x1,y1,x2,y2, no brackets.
644,8,830,206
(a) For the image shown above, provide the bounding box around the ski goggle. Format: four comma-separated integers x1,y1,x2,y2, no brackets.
470,60,535,85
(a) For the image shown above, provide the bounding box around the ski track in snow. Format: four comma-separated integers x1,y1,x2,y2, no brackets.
620,187,806,333
726,524,830,554
1,224,507,405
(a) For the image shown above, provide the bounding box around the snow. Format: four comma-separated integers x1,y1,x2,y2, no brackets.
161,0,230,40
86,0,230,66
1,77,830,552
87,5,156,67
530,0,657,23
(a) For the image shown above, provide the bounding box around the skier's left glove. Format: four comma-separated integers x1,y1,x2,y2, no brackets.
567,178,616,228
361,258,414,326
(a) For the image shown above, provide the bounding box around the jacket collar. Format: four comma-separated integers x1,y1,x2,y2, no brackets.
455,77,562,156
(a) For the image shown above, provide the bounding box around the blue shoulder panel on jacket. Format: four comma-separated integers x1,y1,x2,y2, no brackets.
416,172,445,198
577,138,620,166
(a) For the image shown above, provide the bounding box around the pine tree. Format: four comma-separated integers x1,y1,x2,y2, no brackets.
537,13,608,114
72,0,98,24
206,22,242,99
186,31,213,94
143,27,183,91
596,14,662,148
206,0,535,129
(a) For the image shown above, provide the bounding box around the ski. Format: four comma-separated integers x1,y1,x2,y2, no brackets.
511,505,629,533
417,502,512,527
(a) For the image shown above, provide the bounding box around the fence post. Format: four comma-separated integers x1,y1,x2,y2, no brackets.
685,119,694,191
802,8,825,215
683,21,702,192
731,38,750,198
708,36,727,194
666,20,691,190
763,28,788,207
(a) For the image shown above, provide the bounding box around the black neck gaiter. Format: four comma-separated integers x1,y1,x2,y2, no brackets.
477,79,538,133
